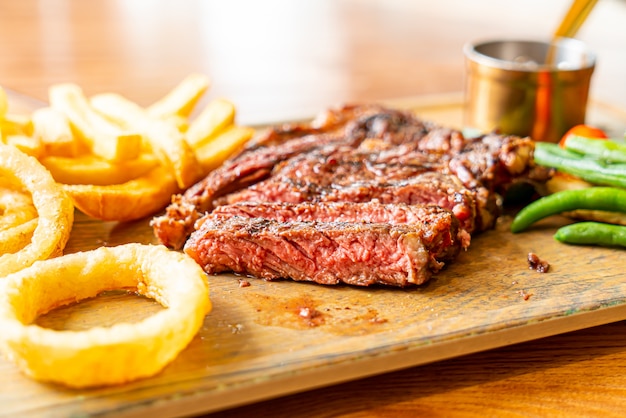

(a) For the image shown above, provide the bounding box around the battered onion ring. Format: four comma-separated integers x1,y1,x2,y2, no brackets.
0,185,37,230
0,185,38,255
0,243,211,388
0,144,73,277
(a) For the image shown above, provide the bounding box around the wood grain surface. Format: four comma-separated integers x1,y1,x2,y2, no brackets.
2,1,626,417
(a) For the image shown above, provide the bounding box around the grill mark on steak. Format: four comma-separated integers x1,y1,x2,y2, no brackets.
184,216,439,287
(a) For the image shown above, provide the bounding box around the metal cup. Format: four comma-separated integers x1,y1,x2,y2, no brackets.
463,38,596,142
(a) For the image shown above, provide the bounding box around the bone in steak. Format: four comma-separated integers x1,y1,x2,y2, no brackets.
153,104,549,286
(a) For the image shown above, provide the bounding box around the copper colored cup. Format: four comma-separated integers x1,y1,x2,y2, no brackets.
463,38,596,142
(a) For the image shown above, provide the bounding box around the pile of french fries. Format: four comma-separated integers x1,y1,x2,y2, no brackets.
0,74,254,222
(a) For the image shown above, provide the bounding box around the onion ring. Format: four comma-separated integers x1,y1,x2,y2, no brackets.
0,219,38,256
0,185,38,230
0,184,38,255
0,144,74,277
0,243,211,388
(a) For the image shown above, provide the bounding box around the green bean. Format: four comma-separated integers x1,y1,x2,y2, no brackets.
555,222,626,248
534,143,626,188
564,135,626,163
510,187,626,233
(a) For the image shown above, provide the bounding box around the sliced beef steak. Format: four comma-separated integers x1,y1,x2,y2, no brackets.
222,172,482,234
206,201,471,261
184,216,444,287
153,103,550,287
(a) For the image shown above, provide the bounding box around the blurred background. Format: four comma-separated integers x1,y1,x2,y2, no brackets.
0,0,624,125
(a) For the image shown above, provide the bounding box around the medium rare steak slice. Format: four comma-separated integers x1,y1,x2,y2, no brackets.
206,201,470,261
184,216,444,287
223,171,481,234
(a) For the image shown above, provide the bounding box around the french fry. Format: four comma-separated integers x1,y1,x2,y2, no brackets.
49,84,142,162
0,113,32,136
3,134,43,158
144,120,203,188
31,107,81,157
63,165,180,222
88,92,145,126
1,114,35,154
90,93,203,188
195,125,254,171
40,153,158,186
146,73,210,119
186,98,236,148
161,114,189,133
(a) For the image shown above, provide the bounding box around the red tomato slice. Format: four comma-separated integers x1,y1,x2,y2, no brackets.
559,124,608,148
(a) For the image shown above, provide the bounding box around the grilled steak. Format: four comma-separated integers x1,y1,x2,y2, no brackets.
184,216,445,287
153,103,549,286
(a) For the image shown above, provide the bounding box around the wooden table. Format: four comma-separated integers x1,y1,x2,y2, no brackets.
2,0,626,416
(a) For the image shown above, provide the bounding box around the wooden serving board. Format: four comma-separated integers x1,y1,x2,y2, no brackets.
2,93,626,417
